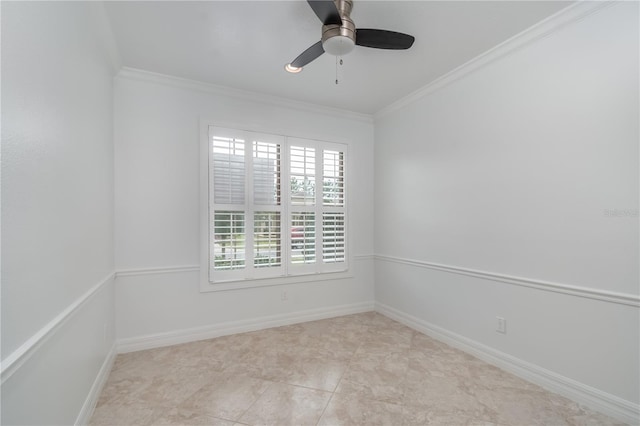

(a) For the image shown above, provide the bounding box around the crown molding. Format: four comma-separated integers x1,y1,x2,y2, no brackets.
374,0,617,120
116,67,374,124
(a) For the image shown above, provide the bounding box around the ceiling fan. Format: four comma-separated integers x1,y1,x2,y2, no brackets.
285,0,415,73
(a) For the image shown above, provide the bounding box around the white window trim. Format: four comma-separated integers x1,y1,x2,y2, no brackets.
199,120,353,292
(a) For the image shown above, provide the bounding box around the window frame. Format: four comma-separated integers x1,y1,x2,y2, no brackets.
200,121,352,292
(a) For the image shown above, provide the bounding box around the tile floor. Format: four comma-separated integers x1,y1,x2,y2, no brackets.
91,312,623,425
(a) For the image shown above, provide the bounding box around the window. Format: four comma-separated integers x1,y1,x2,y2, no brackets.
205,126,347,285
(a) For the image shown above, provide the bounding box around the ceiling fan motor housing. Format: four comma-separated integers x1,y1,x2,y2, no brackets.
287,0,414,70
322,0,355,56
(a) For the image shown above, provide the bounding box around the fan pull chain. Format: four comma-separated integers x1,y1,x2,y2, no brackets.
335,57,344,85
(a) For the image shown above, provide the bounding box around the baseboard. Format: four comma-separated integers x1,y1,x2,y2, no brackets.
75,343,117,426
117,301,374,353
375,302,639,425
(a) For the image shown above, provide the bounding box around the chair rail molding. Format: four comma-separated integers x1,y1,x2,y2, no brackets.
115,254,375,278
1,272,116,384
375,254,639,307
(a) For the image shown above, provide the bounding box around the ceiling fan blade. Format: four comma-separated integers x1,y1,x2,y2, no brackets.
290,41,325,68
355,29,415,50
307,0,342,26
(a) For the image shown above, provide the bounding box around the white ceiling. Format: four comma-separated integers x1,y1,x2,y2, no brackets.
104,1,571,115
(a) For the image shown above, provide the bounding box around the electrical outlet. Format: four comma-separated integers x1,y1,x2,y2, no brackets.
496,317,506,334
280,291,288,301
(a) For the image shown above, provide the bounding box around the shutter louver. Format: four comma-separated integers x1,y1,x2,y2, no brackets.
253,141,280,206
322,212,345,263
212,211,245,270
212,136,245,205
323,150,344,206
290,146,316,206
254,212,281,268
291,213,315,264
321,147,346,268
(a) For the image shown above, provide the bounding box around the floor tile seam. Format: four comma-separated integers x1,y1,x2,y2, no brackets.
268,377,335,394
236,379,333,426
314,390,336,426
218,366,280,384
401,397,493,413
234,378,277,423
327,389,408,419
355,392,407,409
330,338,365,394
211,414,245,424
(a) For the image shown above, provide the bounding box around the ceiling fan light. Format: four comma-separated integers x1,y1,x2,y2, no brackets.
284,63,303,73
322,35,355,56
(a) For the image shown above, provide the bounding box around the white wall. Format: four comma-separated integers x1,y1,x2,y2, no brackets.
3,1,634,423
1,2,117,424
113,72,375,346
374,0,639,418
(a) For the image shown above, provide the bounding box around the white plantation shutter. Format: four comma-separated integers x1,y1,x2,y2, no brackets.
212,136,245,205
208,126,347,283
253,141,280,206
290,146,316,206
212,211,245,271
210,129,248,281
254,211,281,268
322,212,345,263
323,150,344,207
321,145,346,271
251,135,284,278
291,212,316,264
288,140,318,274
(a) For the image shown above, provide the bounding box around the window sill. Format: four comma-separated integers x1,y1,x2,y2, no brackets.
200,269,353,292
